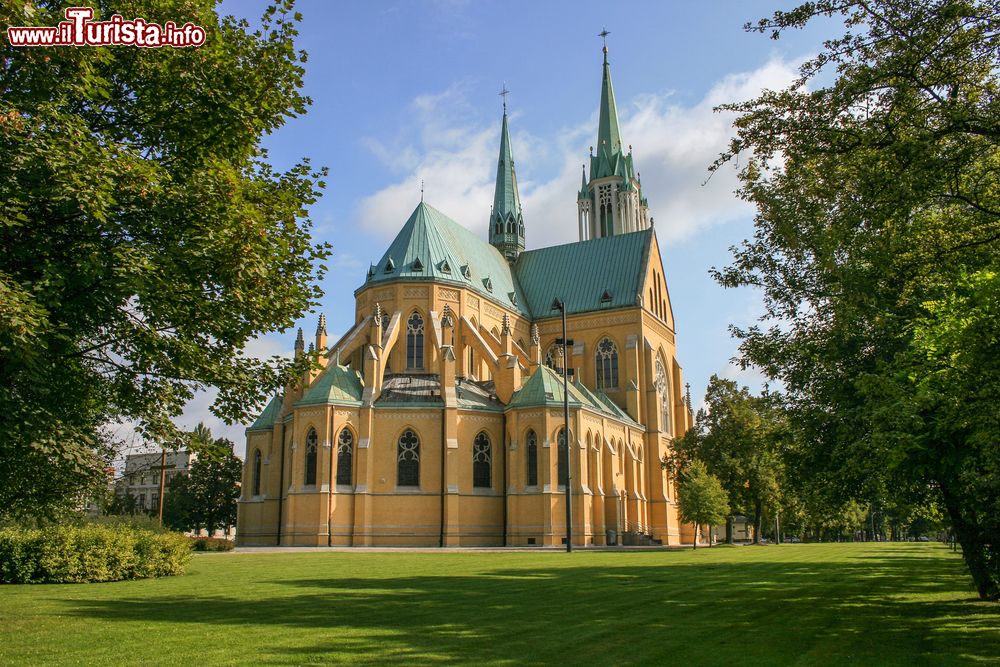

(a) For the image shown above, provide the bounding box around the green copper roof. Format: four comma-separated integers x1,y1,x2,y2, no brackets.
507,366,639,426
597,50,622,157
361,202,530,315
573,378,639,426
506,365,587,410
247,395,282,432
490,111,525,260
590,51,637,184
578,164,589,200
492,113,522,225
514,228,653,317
295,365,364,407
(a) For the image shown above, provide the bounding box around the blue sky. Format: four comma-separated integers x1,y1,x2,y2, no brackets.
180,0,834,454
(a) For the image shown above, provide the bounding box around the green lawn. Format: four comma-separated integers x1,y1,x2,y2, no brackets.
1,543,997,665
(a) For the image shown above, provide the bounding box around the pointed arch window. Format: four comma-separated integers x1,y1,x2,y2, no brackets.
406,313,424,369
655,357,670,434
252,449,262,496
304,428,318,486
599,185,613,237
526,430,538,487
473,432,492,488
397,429,420,487
595,337,619,390
557,428,570,487
336,428,354,487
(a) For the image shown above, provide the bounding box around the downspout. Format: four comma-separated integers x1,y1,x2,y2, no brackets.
276,422,286,546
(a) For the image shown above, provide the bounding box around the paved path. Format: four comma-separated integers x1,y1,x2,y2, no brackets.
226,545,687,554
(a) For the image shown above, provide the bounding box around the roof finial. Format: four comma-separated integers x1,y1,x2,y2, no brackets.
599,28,610,60
499,82,510,114
420,179,424,202
501,313,511,336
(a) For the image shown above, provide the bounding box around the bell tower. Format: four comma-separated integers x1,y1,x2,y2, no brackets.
578,34,649,241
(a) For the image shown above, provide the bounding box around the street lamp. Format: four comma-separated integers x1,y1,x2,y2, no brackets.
551,298,573,552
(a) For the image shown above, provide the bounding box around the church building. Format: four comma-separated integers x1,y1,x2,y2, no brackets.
237,44,695,547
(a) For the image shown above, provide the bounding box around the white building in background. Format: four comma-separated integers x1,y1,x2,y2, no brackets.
118,449,195,511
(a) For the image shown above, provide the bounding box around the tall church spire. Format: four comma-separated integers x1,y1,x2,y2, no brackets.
597,43,623,158
577,35,650,241
489,87,525,262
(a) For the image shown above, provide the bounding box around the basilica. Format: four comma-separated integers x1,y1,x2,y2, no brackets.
237,45,695,547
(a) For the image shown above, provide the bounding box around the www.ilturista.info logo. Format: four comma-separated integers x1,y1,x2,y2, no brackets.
6,7,206,48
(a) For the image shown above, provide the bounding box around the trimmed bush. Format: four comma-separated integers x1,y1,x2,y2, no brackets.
0,524,192,584
190,537,235,552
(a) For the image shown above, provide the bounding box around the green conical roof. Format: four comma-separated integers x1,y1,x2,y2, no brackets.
578,164,589,200
247,395,282,432
493,112,522,222
362,202,529,315
507,365,587,410
295,364,364,407
590,50,636,183
597,49,623,157
489,111,525,260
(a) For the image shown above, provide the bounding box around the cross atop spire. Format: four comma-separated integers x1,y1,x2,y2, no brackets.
599,28,610,60
499,83,510,113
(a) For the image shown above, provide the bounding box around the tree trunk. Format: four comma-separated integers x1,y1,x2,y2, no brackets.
726,516,734,544
693,523,699,550
940,481,999,601
752,498,763,544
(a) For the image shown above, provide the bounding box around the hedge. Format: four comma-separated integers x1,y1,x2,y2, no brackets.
0,524,192,584
190,537,235,552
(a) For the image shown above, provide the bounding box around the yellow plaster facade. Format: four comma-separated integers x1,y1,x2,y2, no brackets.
237,48,697,548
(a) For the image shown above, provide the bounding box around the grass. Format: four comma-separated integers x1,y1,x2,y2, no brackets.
0,543,997,665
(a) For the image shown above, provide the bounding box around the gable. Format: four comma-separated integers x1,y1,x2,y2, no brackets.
639,231,674,330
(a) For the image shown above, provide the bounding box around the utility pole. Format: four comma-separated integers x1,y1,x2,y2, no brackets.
157,448,167,526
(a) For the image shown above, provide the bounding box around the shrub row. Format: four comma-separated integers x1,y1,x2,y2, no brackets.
0,524,192,584
190,537,235,552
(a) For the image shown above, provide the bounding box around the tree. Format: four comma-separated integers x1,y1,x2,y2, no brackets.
105,489,143,517
672,376,784,544
713,1,1000,598
0,1,328,521
677,460,730,549
161,471,196,531
163,426,241,535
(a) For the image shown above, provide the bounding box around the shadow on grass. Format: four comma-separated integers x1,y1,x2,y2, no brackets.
56,547,1000,665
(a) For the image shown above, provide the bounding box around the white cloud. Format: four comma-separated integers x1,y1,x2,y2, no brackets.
357,83,497,239
357,57,800,249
